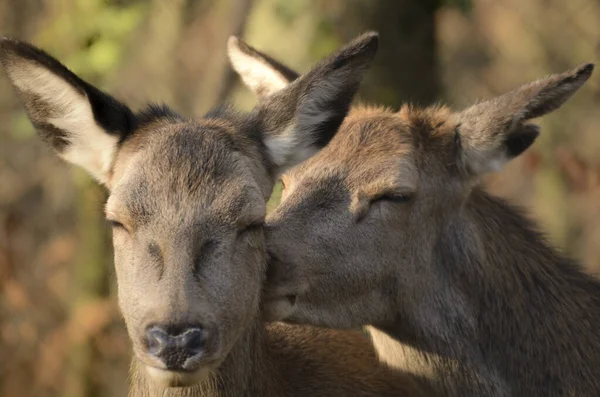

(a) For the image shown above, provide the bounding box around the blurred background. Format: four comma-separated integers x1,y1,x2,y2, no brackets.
0,0,598,395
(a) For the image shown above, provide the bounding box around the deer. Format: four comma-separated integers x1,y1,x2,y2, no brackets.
0,34,428,396
228,37,600,396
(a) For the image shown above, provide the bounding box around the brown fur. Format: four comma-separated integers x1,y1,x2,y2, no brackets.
0,35,425,396
231,43,600,396
130,323,426,396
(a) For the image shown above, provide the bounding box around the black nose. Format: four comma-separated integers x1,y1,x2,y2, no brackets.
145,325,205,370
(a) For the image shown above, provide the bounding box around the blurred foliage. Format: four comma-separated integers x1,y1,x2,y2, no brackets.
0,0,599,396
267,183,283,213
443,0,472,14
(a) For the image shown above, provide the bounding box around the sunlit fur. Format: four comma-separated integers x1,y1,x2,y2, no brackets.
233,40,600,396
0,35,427,397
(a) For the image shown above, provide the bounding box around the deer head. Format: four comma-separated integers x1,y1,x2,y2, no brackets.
0,33,378,387
228,41,593,328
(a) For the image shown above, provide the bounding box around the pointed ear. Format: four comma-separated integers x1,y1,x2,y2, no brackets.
227,36,299,99
251,32,378,173
457,63,594,176
0,38,135,184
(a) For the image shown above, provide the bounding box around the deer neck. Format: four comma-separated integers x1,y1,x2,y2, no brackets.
374,189,600,396
128,319,276,397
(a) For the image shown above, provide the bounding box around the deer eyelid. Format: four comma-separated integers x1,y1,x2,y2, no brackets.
370,192,414,205
105,216,129,232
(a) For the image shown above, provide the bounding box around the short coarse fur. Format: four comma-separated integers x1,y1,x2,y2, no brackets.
0,34,427,396
232,38,600,396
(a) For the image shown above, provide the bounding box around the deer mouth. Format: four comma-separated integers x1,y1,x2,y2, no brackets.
145,365,214,387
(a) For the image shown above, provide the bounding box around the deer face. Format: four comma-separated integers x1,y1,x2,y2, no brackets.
263,108,426,328
106,115,271,386
0,34,378,387
229,44,593,329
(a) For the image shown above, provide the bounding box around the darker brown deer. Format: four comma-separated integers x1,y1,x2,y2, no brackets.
229,39,599,396
0,35,426,396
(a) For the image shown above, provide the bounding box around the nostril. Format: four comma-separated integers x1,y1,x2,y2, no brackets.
180,328,204,354
144,325,206,370
146,326,170,356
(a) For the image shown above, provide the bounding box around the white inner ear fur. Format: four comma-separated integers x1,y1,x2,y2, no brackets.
264,74,344,172
7,61,118,184
264,124,319,172
227,38,289,97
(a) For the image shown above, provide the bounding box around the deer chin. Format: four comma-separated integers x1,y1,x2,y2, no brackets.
262,295,296,321
145,365,213,388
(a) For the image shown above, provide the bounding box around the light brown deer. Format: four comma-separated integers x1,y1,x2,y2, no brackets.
0,34,427,396
228,38,599,396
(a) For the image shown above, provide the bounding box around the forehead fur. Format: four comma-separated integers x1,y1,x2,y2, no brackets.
325,104,458,153
305,105,459,168
286,105,462,198
108,105,270,223
398,105,457,151
314,106,413,163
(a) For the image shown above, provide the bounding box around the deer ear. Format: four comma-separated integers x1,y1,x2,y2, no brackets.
227,36,299,99
0,38,135,184
252,32,378,174
457,63,594,176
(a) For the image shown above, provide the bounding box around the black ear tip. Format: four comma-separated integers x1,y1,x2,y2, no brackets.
227,35,256,58
0,36,16,48
0,37,20,61
0,37,31,53
361,31,379,41
0,38,25,68
568,63,594,83
0,38,48,68
357,31,379,51
340,31,379,64
576,63,594,79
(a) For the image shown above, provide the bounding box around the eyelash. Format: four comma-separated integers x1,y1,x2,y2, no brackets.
107,219,126,230
370,193,413,205
107,220,263,235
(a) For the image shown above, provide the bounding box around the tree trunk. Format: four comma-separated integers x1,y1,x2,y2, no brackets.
320,0,441,107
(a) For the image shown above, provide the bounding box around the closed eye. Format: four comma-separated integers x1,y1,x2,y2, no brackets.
107,219,127,231
356,192,414,223
370,193,413,205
